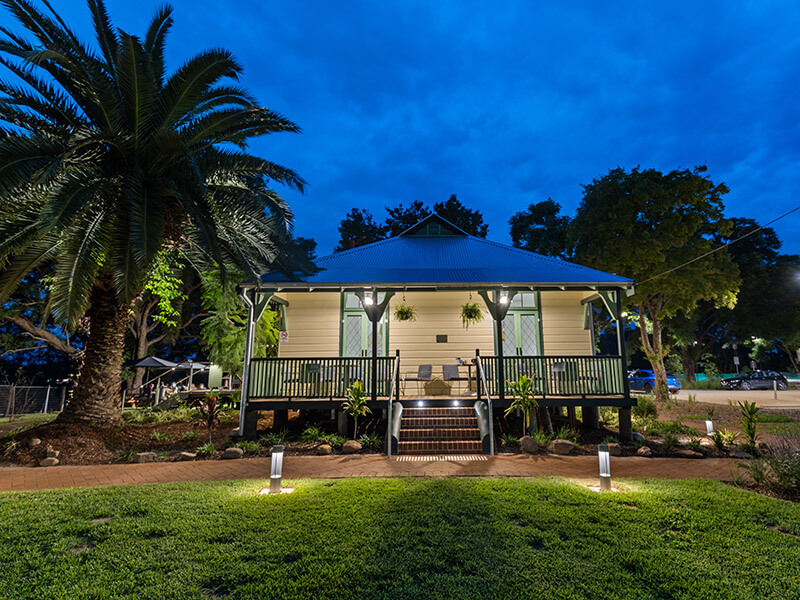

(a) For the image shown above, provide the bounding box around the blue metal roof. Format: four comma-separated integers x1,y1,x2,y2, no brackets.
258,214,631,288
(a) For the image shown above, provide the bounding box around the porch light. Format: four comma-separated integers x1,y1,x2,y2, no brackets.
269,444,284,494
451,400,460,407
598,443,611,491
705,418,714,437
417,400,425,407
499,294,510,304
363,296,374,306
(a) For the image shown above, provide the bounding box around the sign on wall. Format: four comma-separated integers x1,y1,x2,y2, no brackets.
279,331,289,343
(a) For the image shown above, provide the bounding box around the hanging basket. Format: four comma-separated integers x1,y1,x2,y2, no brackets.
460,303,483,329
394,303,417,322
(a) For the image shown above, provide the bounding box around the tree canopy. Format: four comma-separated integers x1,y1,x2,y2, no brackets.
509,199,572,259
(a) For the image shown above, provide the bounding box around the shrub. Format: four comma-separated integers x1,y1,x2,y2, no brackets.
757,414,795,424
632,396,658,420
687,438,702,453
150,431,169,442
123,406,198,424
358,433,383,451
533,430,551,447
319,433,346,449
554,425,579,442
195,442,217,456
603,435,618,444
341,380,371,439
300,426,325,443
501,433,519,447
742,459,770,486
764,435,800,492
236,440,261,454
647,421,701,437
739,401,761,446
721,429,737,446
260,428,288,446
599,406,619,427
118,447,137,460
197,392,224,442
663,433,678,451
181,431,200,442
504,375,539,436
710,430,726,451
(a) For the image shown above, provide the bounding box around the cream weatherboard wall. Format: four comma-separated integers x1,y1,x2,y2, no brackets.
540,291,594,355
275,292,340,358
276,290,594,366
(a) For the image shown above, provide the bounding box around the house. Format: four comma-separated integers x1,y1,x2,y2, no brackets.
237,214,635,454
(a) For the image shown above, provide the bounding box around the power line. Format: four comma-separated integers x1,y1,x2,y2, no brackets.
635,203,800,286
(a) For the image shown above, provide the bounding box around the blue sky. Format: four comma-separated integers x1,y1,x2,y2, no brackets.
48,1,800,255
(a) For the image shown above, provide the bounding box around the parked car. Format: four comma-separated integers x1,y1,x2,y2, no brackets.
628,370,681,394
721,370,788,391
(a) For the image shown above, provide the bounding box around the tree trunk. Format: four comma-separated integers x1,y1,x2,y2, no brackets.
637,302,669,402
58,275,129,424
681,351,697,382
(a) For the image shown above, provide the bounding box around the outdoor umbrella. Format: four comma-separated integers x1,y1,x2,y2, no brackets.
122,357,179,396
176,361,210,390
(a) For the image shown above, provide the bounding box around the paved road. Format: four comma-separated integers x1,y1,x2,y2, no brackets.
0,454,739,492
673,389,800,409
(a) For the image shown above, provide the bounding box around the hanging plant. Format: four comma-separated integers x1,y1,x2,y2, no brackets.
394,302,417,321
461,303,483,329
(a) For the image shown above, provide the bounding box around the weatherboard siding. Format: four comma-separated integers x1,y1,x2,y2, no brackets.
540,291,594,355
277,293,340,358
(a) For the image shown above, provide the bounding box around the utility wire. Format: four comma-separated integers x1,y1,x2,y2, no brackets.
635,203,800,286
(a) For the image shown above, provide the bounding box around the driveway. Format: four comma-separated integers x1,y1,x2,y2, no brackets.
673,388,800,409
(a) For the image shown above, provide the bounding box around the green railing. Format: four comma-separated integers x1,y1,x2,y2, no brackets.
478,355,625,398
247,356,395,400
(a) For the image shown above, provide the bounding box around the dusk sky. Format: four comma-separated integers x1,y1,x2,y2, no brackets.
45,1,800,255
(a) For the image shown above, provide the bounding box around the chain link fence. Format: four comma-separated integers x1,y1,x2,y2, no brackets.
0,385,67,417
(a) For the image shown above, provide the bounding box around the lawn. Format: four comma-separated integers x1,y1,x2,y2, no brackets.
1,478,799,599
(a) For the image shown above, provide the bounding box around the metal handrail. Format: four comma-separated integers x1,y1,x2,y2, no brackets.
387,353,400,458
474,355,495,457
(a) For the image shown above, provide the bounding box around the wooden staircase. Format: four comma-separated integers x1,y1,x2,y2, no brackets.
397,406,483,454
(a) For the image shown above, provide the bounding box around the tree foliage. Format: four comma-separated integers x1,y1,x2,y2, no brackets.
509,199,572,259
571,166,740,400
0,0,304,421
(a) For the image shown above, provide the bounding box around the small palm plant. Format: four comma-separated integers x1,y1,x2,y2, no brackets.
197,392,223,442
738,401,761,448
504,375,539,436
342,380,371,439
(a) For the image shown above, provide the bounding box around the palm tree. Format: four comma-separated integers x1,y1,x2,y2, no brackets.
0,0,305,422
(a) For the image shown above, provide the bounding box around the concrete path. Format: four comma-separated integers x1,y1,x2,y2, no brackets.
674,388,800,409
0,454,739,492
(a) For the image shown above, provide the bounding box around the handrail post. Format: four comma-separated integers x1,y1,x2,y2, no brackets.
387,349,400,458
474,352,495,457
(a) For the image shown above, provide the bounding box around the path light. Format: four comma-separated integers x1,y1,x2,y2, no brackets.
705,417,714,437
270,444,284,494
598,443,611,491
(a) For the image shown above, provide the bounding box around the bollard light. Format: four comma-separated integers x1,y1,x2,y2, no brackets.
705,418,714,437
598,443,611,491
270,444,284,494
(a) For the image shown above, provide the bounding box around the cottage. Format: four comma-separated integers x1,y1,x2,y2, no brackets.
237,214,635,454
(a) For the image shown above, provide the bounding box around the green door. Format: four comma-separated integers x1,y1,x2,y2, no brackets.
342,293,388,357
500,293,541,356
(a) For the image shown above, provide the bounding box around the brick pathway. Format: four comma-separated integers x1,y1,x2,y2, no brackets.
0,454,739,492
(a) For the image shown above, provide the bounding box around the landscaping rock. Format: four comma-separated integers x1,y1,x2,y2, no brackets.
39,457,59,467
674,449,703,459
342,440,362,454
317,443,332,455
637,446,653,457
729,449,753,460
133,452,157,463
632,432,645,443
607,443,623,457
222,447,245,459
546,439,574,455
520,436,539,454
648,440,664,450
176,452,197,461
28,438,41,448
46,449,60,458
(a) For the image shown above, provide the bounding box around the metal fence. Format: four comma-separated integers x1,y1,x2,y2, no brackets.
0,385,67,416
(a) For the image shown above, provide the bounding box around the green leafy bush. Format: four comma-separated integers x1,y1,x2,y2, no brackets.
118,447,137,460
501,433,520,447
342,380,371,438
150,431,169,441
757,414,795,424
721,429,737,446
358,433,383,451
739,401,761,446
687,438,702,453
663,433,678,451
181,431,200,442
504,375,539,436
599,406,619,427
647,421,701,437
260,429,288,446
300,426,325,443
123,406,198,424
533,430,551,447
554,425,579,442
710,430,726,451
195,443,217,456
236,440,261,454
632,396,658,420
320,433,346,449
764,436,800,492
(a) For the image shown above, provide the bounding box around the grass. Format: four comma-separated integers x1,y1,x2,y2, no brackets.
1,478,800,599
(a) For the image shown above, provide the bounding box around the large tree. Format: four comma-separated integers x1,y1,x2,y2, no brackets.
509,199,571,259
0,0,304,422
571,166,740,401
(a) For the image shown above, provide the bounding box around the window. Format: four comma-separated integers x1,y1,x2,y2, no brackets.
499,292,542,356
340,293,388,357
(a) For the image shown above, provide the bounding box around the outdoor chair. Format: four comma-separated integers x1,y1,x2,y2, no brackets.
443,364,470,395
403,364,432,396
